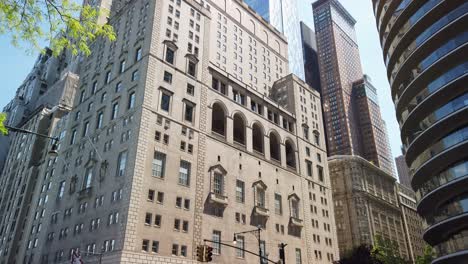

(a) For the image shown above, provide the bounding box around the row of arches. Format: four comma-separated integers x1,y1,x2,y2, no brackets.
211,102,296,168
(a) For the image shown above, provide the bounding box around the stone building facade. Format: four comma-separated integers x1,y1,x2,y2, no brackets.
329,155,411,260
329,155,427,262
397,184,427,263
0,0,339,263
395,155,411,189
0,71,78,264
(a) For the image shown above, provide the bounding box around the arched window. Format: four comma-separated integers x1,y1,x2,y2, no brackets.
212,103,226,136
233,113,246,145
235,8,241,22
249,19,256,34
269,132,281,161
285,140,296,168
252,123,264,154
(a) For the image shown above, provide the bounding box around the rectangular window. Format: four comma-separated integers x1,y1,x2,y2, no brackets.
235,235,245,258
117,151,127,177
82,122,89,137
314,133,320,146
212,230,221,255
152,152,166,178
306,160,313,177
184,103,194,122
274,194,282,215
83,167,93,189
79,90,86,103
303,127,309,140
128,92,135,109
96,112,104,129
148,189,155,201
181,245,187,257
188,61,196,76
142,240,149,252
235,180,244,203
176,197,182,208
179,161,191,186
165,47,175,64
70,130,77,145
105,71,112,84
257,188,265,208
186,84,195,95
115,82,122,92
172,244,179,256
92,81,98,94
120,60,126,73
160,93,171,111
111,102,119,120
135,47,142,61
57,181,65,199
152,241,159,253
291,199,300,218
211,77,226,94
163,71,172,83
296,248,302,264
213,173,223,195
154,215,162,227
145,213,152,225
317,166,324,182
157,192,164,203
132,70,139,81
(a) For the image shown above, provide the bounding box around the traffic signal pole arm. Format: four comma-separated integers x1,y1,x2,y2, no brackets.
203,239,281,264
5,125,58,141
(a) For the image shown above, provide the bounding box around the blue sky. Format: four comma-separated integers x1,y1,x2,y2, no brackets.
0,0,402,159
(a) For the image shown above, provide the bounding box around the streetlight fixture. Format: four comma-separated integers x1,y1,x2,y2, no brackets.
48,139,60,157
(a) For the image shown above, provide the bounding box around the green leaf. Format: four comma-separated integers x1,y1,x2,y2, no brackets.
0,0,115,56
0,113,8,135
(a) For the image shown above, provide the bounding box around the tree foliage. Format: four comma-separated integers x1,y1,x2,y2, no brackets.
337,244,381,264
0,113,7,135
415,246,435,264
0,0,115,56
372,235,409,264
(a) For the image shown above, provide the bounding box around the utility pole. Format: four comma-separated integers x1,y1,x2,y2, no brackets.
279,243,287,264
233,226,264,264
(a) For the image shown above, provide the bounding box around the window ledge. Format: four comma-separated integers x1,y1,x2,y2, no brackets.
290,217,304,227
253,206,270,217
209,192,228,205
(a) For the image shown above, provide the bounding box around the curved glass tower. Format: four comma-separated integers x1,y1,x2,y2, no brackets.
372,0,468,263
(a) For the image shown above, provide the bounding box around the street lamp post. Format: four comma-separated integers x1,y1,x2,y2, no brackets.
233,225,263,264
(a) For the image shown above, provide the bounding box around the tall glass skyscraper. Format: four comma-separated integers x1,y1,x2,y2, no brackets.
312,0,396,177
372,0,468,262
244,0,306,80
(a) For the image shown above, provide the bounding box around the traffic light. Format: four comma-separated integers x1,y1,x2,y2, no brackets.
205,245,213,262
196,245,205,262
